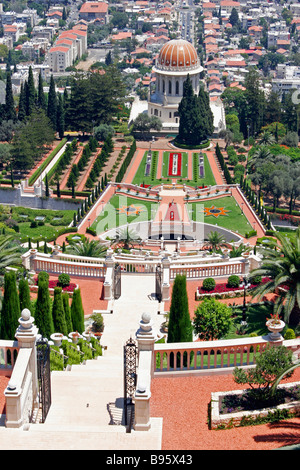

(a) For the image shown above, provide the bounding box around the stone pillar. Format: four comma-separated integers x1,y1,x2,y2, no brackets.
161,252,170,302
5,308,39,428
104,248,115,300
134,313,156,431
29,248,38,272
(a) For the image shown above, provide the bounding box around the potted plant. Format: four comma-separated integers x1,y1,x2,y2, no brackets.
161,312,169,333
266,313,285,341
69,331,80,344
90,313,104,335
50,333,64,347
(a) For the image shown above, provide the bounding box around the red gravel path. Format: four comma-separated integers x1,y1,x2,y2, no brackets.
150,369,300,450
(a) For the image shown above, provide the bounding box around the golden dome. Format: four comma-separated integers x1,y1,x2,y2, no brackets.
157,39,199,70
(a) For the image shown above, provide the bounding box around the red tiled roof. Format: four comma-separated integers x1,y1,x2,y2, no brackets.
80,2,108,13
49,46,70,53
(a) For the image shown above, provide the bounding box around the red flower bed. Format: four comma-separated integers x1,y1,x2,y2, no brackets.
168,152,182,177
34,278,77,292
199,277,271,294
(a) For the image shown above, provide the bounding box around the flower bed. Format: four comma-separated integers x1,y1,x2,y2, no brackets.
31,278,78,296
211,382,300,430
168,152,182,177
196,278,271,299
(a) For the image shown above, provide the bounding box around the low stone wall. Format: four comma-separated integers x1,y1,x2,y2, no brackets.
211,381,300,429
0,188,80,211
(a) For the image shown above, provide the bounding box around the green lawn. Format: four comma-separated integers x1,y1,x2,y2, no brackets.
192,153,216,186
91,195,158,233
187,196,252,236
132,151,216,187
10,207,75,241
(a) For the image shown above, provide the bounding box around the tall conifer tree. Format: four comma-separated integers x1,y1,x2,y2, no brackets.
26,65,36,116
5,71,16,121
0,271,20,340
18,83,27,121
70,288,85,333
52,287,68,336
37,71,46,111
47,74,57,129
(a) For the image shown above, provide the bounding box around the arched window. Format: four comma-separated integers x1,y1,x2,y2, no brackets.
168,80,172,94
176,81,179,95
163,80,165,93
154,109,158,116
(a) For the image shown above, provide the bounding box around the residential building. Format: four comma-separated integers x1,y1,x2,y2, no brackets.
79,2,109,23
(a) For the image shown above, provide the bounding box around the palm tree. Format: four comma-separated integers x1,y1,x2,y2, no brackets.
203,231,227,252
250,228,300,326
67,238,107,258
112,227,141,250
0,234,22,274
258,130,275,146
229,243,248,258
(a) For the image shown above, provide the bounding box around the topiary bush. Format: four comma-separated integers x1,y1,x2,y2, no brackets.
58,273,70,288
202,277,216,291
227,275,240,289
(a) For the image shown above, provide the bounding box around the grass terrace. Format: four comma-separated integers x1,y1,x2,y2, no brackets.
10,207,75,241
91,194,159,233
187,196,252,237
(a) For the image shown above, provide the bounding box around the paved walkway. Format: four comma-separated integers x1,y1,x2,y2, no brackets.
0,274,164,450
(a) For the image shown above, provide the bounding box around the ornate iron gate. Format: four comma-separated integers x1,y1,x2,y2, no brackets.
123,337,137,431
36,338,51,423
113,263,121,299
155,264,162,302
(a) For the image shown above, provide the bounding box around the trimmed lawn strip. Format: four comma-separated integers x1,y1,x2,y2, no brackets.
132,151,160,186
187,196,252,236
192,153,216,187
28,138,67,185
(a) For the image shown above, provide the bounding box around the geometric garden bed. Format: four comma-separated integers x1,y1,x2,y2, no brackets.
210,381,300,430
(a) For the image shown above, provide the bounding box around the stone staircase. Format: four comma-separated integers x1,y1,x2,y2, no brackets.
0,274,164,450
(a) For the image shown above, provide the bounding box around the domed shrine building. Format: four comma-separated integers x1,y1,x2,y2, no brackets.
148,39,203,132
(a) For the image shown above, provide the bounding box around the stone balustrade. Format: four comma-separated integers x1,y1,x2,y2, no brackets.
154,337,300,376
0,341,19,376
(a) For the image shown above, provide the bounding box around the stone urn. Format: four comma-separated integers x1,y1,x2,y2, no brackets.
50,333,64,347
69,331,80,344
266,319,285,341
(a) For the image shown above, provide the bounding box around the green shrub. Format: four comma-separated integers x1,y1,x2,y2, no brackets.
202,277,216,291
284,328,296,340
227,275,240,289
90,313,104,332
58,273,70,288
250,275,262,285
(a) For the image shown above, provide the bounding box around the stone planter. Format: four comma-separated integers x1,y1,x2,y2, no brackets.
211,382,300,430
69,332,81,344
266,320,285,341
50,333,64,347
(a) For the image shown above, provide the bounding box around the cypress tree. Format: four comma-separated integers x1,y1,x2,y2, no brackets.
47,75,57,130
62,292,73,333
5,71,16,121
167,275,192,367
26,66,36,116
19,278,31,312
52,287,68,335
0,271,20,340
18,83,27,121
56,92,65,139
37,71,46,111
45,173,49,197
167,275,192,343
35,273,54,339
70,288,85,333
